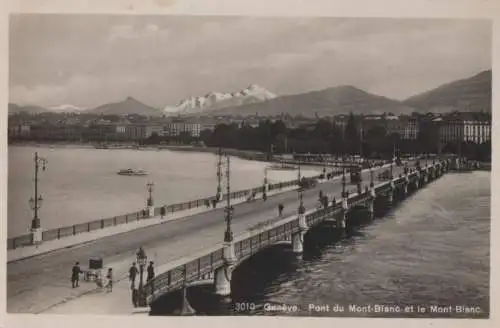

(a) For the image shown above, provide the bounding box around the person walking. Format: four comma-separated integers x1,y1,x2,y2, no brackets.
132,288,139,307
147,261,155,282
106,268,113,292
278,203,284,216
129,262,138,289
71,262,81,288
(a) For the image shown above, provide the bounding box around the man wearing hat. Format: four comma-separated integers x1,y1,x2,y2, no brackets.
147,261,155,282
71,262,81,288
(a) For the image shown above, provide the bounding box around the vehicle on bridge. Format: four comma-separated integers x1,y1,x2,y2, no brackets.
378,169,391,181
299,177,318,189
349,166,362,184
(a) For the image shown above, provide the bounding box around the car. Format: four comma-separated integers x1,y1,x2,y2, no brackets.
299,177,318,189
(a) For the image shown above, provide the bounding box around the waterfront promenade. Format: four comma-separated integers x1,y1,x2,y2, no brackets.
7,161,406,314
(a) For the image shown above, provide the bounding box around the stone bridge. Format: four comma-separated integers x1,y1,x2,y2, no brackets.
143,159,450,314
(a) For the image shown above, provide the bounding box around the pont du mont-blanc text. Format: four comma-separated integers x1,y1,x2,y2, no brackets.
306,304,482,314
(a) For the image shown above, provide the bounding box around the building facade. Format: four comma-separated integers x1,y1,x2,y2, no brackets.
437,112,491,145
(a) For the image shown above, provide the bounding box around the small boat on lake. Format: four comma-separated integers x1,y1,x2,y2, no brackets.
117,168,148,176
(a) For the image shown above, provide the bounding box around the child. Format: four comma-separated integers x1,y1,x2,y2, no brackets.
106,268,113,292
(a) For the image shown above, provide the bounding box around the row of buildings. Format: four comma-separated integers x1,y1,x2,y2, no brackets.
8,117,209,141
8,111,491,146
331,112,491,145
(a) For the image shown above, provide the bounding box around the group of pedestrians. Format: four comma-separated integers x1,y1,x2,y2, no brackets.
129,261,155,307
71,261,113,292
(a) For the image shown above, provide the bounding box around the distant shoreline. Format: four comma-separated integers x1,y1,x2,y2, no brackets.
8,141,269,162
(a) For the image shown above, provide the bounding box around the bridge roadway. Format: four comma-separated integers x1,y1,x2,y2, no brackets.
7,160,417,313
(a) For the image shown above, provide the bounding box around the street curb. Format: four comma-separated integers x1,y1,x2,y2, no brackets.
8,161,397,264
7,187,299,264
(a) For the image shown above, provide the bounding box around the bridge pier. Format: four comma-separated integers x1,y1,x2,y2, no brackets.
147,205,155,218
337,197,348,230
214,241,237,297
179,287,195,316
387,180,395,205
292,212,308,253
367,187,376,220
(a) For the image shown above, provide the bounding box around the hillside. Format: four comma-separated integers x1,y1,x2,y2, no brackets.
8,103,49,115
88,97,162,116
205,85,413,117
403,70,492,113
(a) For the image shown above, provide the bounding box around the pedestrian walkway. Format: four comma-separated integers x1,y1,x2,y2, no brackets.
8,162,394,264
43,242,224,315
7,184,300,263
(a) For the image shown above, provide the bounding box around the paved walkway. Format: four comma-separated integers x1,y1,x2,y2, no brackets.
7,184,300,263
30,162,407,315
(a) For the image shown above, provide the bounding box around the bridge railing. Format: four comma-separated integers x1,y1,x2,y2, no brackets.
7,176,310,250
143,162,449,303
9,162,442,250
144,248,225,301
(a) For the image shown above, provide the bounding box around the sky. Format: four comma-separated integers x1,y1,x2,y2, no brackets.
9,15,491,109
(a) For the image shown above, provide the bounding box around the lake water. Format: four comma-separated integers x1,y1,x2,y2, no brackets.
7,146,320,238
184,171,490,318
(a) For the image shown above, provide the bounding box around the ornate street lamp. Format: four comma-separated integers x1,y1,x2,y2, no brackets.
263,167,268,200
298,164,305,214
224,155,234,243
29,152,48,230
216,148,223,203
136,247,147,307
146,181,154,207
390,143,394,180
341,167,347,198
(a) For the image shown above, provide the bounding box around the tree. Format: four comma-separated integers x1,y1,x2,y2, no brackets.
270,120,287,139
178,131,192,144
146,132,160,144
365,125,387,156
344,113,360,155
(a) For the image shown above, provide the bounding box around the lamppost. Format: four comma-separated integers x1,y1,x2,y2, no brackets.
216,148,223,203
370,165,374,188
146,181,154,217
29,152,48,235
390,141,395,179
263,167,268,200
136,247,147,307
298,164,305,214
341,167,348,198
146,181,154,206
224,155,234,243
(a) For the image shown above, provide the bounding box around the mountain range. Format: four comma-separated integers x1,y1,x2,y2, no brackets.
205,85,414,117
8,69,491,117
402,70,491,113
163,84,277,115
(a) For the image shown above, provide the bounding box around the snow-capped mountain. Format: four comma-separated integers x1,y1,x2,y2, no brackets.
164,84,277,115
50,104,86,112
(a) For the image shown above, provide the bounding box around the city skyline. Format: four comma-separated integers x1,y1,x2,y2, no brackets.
10,15,491,109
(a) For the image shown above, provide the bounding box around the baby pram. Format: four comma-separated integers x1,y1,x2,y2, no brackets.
83,258,104,287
